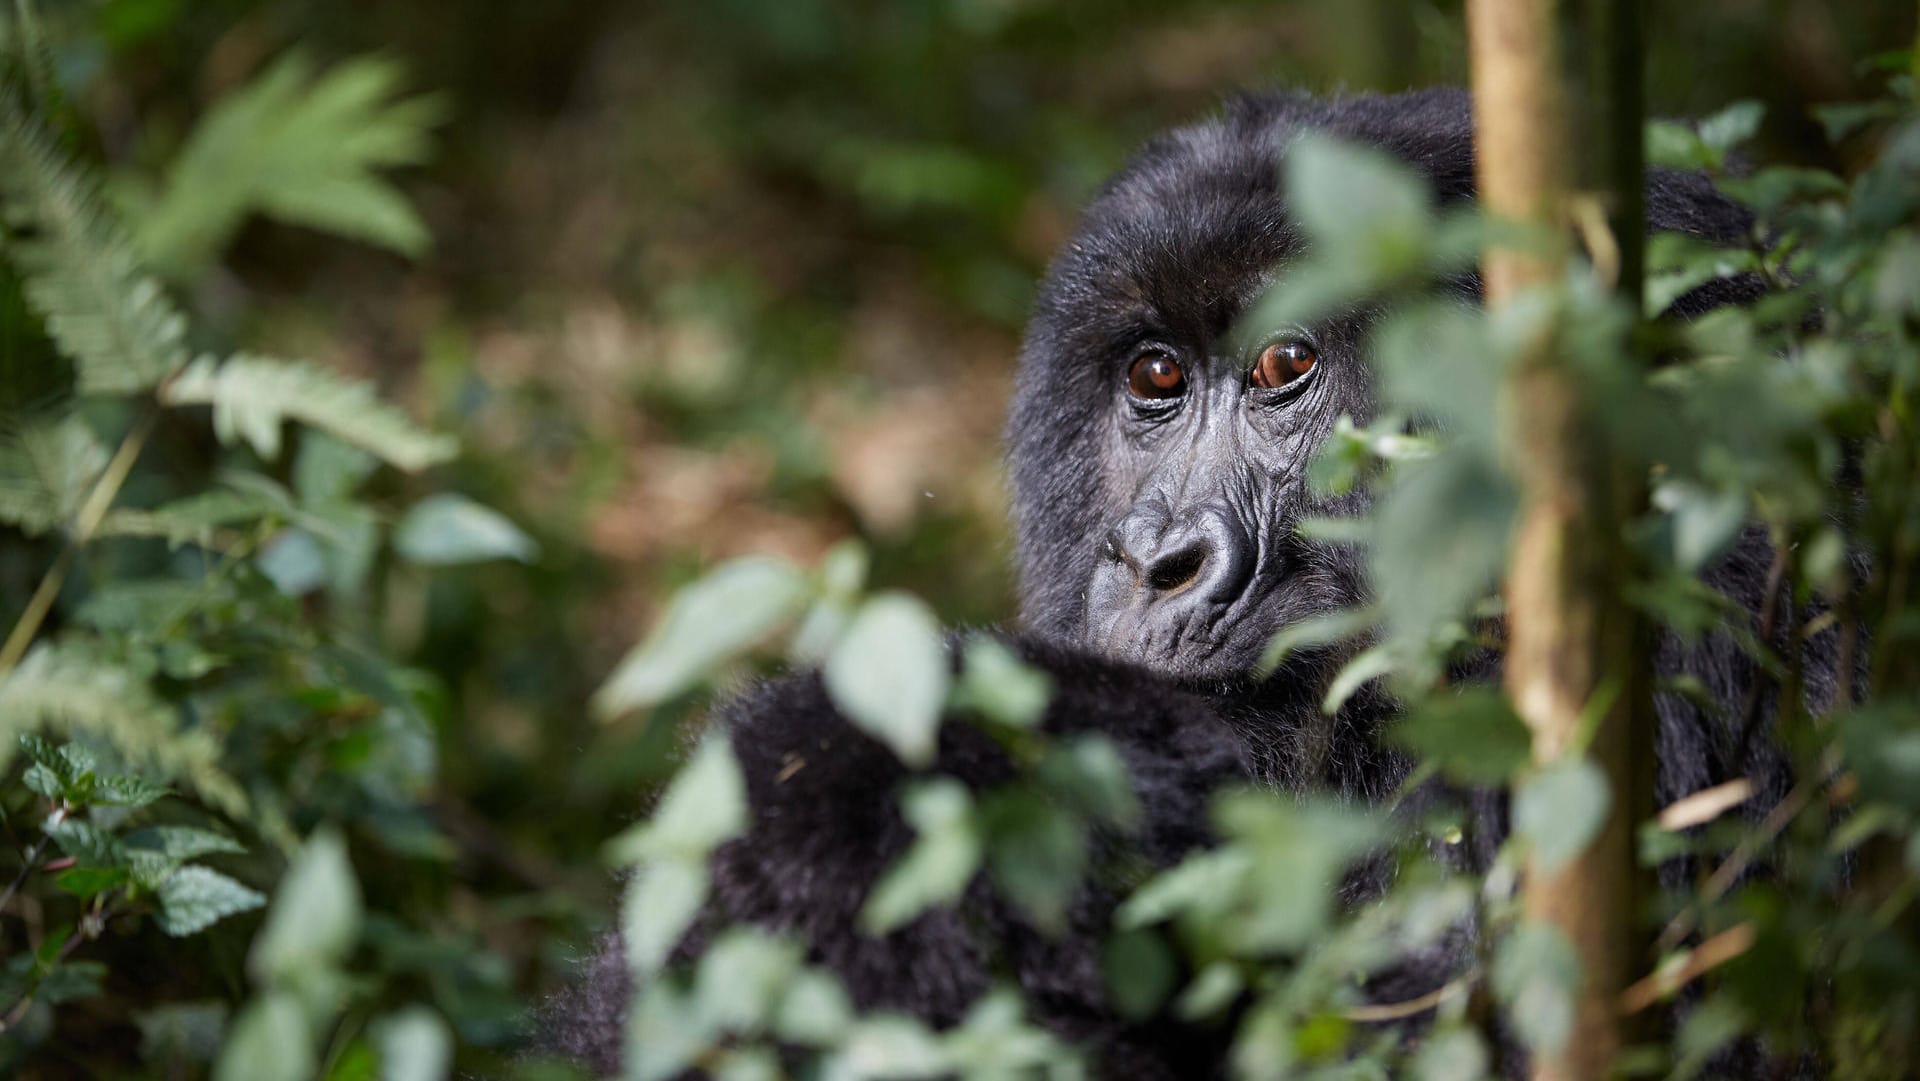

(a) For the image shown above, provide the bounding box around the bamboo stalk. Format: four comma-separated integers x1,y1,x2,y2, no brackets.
1467,1,1643,1079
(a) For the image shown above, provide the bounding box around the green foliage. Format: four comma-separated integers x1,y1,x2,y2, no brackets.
163,354,457,471
127,52,442,277
0,91,188,395
3,1,1919,1079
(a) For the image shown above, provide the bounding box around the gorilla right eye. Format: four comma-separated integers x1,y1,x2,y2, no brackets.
1127,353,1186,400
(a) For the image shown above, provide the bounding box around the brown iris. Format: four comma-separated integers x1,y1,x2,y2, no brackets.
1251,340,1317,389
1127,352,1186,399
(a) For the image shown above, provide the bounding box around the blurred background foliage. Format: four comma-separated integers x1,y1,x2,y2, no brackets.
0,0,1913,1076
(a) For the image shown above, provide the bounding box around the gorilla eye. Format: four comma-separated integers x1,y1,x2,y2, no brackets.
1251,340,1318,389
1127,352,1187,400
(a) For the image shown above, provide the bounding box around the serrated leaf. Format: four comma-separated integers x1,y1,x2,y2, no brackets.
161,354,455,471
134,52,442,275
0,642,243,815
97,488,281,548
824,593,950,768
0,91,189,394
95,773,170,807
125,825,245,862
248,827,361,983
156,865,266,936
45,817,124,866
0,415,106,536
393,492,538,565
592,557,810,720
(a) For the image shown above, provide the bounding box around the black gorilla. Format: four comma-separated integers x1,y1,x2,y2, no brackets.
543,86,1829,1077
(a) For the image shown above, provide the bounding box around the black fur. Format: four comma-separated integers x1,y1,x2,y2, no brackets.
541,87,1829,1077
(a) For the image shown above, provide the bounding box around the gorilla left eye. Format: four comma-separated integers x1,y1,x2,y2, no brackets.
1251,340,1318,389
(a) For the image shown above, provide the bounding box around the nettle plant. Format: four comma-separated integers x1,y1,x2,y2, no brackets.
590,66,1920,1081
0,13,541,1081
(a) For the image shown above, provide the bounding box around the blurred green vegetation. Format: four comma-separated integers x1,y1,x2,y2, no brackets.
0,0,1913,1077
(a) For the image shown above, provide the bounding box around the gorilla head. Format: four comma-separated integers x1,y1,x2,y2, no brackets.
1007,89,1483,683
1007,88,1758,696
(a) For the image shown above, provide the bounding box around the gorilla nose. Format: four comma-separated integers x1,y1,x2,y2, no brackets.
1102,508,1253,606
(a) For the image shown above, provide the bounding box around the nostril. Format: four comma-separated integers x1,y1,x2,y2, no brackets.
1144,544,1208,594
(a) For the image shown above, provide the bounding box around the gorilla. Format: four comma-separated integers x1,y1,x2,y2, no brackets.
542,86,1829,1077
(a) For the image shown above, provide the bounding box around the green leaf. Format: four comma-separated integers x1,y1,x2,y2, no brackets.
1103,929,1176,1020
1696,100,1765,155
132,52,441,275
97,487,282,548
774,969,855,1048
1645,121,1714,172
981,788,1085,934
213,992,313,1081
1038,735,1140,829
860,780,981,935
1492,922,1583,1056
0,643,242,815
824,592,951,768
1811,100,1904,143
1118,848,1251,929
55,866,128,897
1514,758,1612,873
125,825,245,862
1651,479,1747,574
620,856,708,977
95,773,171,807
1321,645,1395,714
692,929,805,1034
823,1015,952,1079
1286,133,1432,255
591,557,811,720
394,493,538,565
374,1006,451,1081
1409,1027,1490,1081
952,635,1052,728
162,354,456,472
1387,688,1533,784
249,827,362,984
603,737,748,864
45,817,125,865
1840,703,1920,814
0,91,190,394
156,866,267,937
0,415,106,537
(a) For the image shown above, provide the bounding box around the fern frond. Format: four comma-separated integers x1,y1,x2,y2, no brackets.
161,354,456,472
133,52,443,274
0,413,106,535
98,487,282,549
0,91,190,396
0,640,247,816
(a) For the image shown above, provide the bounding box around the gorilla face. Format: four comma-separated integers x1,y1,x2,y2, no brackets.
1006,92,1483,685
